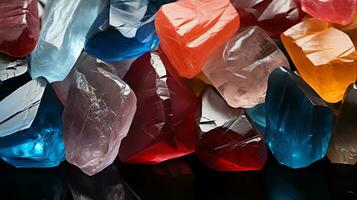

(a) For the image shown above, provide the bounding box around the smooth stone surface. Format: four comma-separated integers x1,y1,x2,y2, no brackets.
203,26,289,108
29,0,108,83
281,18,357,103
0,78,65,168
231,0,304,36
155,0,240,78
0,54,27,82
85,0,162,61
327,84,357,165
301,0,357,26
197,87,267,171
63,53,136,176
119,52,198,164
246,103,266,134
0,0,40,57
266,67,333,168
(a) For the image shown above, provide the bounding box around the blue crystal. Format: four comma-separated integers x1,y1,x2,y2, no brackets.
85,0,162,61
265,67,333,168
0,78,65,167
246,103,266,134
29,0,108,83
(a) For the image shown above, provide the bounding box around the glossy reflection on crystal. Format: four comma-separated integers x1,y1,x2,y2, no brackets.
281,18,357,103
0,54,27,82
29,0,108,83
231,0,304,36
85,0,162,62
266,67,333,168
0,0,40,57
119,52,198,164
0,78,65,168
155,0,240,78
62,53,136,176
327,84,357,165
246,103,266,134
197,87,267,171
203,26,289,108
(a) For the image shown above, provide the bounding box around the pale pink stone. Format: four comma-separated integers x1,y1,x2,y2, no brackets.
62,53,137,176
203,26,289,108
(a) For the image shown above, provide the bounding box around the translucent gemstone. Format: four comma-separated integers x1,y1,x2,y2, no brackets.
231,0,305,36
281,18,357,103
29,0,108,83
266,67,333,168
119,52,198,164
85,0,162,61
301,0,357,26
327,84,357,165
62,53,136,176
197,87,267,171
0,0,40,57
246,103,266,134
0,78,65,168
155,0,240,78
0,54,27,81
203,26,289,108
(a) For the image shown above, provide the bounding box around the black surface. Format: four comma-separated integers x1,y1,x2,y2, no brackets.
0,153,356,200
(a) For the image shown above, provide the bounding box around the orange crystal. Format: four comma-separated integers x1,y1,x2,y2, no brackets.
281,18,357,103
155,0,240,78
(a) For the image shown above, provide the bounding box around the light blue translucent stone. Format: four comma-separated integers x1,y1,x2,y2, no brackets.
29,0,108,83
246,103,266,134
265,67,333,169
85,0,163,61
0,78,65,167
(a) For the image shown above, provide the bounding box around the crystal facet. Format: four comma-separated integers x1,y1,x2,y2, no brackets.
231,0,304,36
327,84,357,165
301,0,357,26
281,18,357,103
197,87,267,171
29,0,108,83
265,67,333,168
119,52,198,164
155,0,240,78
0,0,40,57
203,26,289,108
85,0,161,61
246,103,266,134
0,78,65,168
62,53,136,176
0,54,27,82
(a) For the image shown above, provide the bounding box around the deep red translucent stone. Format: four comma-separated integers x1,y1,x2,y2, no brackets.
0,0,40,57
231,0,305,36
119,52,199,164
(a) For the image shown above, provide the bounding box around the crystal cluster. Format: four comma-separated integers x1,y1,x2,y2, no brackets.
1,0,357,176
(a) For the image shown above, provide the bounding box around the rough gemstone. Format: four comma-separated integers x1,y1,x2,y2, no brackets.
0,0,40,57
281,18,357,103
0,78,65,168
246,103,266,134
197,87,267,171
85,0,162,62
0,54,27,82
231,0,304,36
155,0,240,78
266,67,333,168
203,26,289,108
62,53,136,176
301,0,357,26
29,0,107,83
327,84,357,165
119,52,198,164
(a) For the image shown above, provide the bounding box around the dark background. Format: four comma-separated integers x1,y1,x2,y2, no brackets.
0,152,356,200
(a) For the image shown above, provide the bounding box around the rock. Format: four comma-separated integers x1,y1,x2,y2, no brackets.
155,0,240,78
119,52,198,164
63,53,136,176
197,87,267,171
203,26,289,108
265,67,333,168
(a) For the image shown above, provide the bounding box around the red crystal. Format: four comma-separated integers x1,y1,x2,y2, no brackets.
231,0,304,36
197,87,267,171
0,0,40,57
119,52,199,164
